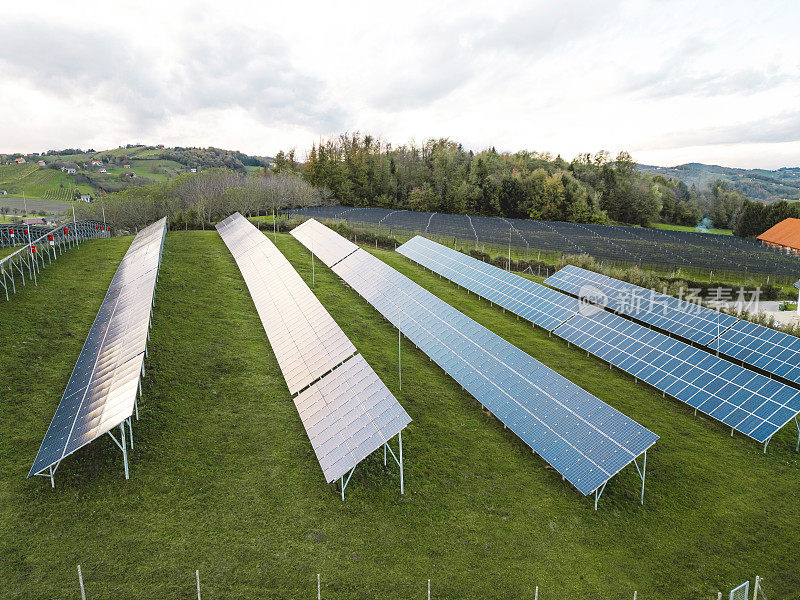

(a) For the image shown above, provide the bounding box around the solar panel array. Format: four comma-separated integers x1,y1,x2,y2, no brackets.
290,218,358,267
28,218,167,479
217,213,357,394
397,235,577,331
322,242,658,497
710,321,800,387
397,236,800,446
546,265,800,387
292,205,800,278
554,308,800,443
545,264,739,346
216,213,410,483
295,354,410,482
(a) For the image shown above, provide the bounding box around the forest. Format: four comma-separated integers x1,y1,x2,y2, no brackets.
276,133,747,229
75,168,323,232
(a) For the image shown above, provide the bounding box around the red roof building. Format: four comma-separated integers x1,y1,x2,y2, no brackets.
757,218,800,253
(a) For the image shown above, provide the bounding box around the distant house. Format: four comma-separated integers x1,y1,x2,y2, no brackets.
0,190,7,195
190,168,197,173
125,172,137,178
157,144,165,149
758,218,800,254
66,168,77,175
31,152,39,156
37,160,46,167
91,160,103,166
23,218,46,225
123,164,131,169
79,193,92,202
99,168,107,174
14,157,25,164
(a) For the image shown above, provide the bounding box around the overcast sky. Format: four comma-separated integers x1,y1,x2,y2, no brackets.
1,1,798,168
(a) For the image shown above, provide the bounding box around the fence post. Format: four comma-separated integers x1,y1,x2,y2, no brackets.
753,575,760,600
318,573,321,600
427,578,430,600
196,569,201,600
77,565,86,600
535,585,538,600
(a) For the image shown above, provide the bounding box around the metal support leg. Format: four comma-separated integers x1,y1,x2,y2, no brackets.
594,482,606,510
633,451,647,505
399,431,404,495
128,418,134,450
120,422,129,480
795,416,799,452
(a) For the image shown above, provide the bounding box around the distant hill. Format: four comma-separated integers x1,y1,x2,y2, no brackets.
637,162,800,204
0,145,275,201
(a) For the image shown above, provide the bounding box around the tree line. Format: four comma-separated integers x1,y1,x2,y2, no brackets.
734,199,800,238
277,133,747,230
75,168,326,232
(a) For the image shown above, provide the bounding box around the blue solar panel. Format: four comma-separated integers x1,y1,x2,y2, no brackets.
553,308,800,444
547,265,800,388
711,320,800,387
397,236,577,331
329,248,657,498
545,265,739,345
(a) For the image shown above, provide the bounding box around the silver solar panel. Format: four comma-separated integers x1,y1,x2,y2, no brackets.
28,218,167,478
290,218,358,268
328,247,657,498
295,354,411,482
397,235,578,331
217,213,410,483
217,213,356,394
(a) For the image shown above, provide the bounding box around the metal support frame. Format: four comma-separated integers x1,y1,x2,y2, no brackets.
1,219,107,301
593,482,606,510
340,430,405,500
633,450,647,505
106,419,131,480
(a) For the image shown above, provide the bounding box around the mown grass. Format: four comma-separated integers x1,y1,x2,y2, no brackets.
1,231,799,599
652,223,733,236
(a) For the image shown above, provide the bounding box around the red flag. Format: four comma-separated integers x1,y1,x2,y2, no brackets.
30,245,36,253
63,227,69,234
48,234,54,241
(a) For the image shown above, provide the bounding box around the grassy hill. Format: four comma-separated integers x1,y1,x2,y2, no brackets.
1,231,799,599
2,145,272,200
639,163,800,204
0,164,91,202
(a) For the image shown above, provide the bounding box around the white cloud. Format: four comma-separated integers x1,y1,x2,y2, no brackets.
0,0,798,168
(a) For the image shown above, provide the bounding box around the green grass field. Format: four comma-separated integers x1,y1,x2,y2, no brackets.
653,223,733,236
1,231,799,599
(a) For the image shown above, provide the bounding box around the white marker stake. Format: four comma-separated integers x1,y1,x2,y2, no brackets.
317,573,321,600
78,565,86,600
196,569,201,600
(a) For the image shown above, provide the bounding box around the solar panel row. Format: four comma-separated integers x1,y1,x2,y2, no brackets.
302,226,658,504
290,218,358,268
28,218,167,483
546,265,800,387
397,236,800,448
555,308,800,444
216,213,410,485
397,235,577,331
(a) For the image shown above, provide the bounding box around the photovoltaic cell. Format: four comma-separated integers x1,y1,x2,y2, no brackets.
28,218,167,478
290,218,358,268
397,235,577,331
217,213,410,483
325,245,657,497
545,264,739,345
553,307,800,444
